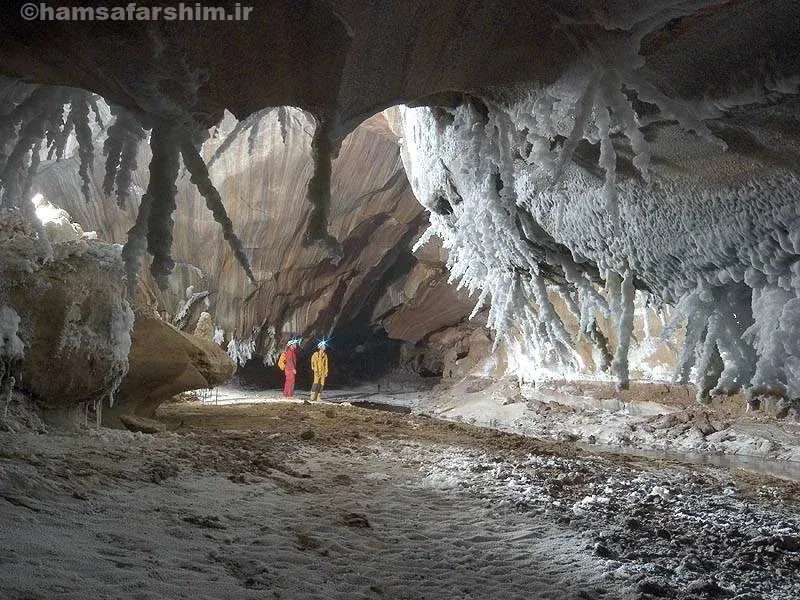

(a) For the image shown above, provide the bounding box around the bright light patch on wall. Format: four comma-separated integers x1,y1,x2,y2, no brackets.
31,193,65,226
30,193,97,242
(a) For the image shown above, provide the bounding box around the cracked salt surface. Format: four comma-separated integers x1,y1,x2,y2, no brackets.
1,398,799,600
399,442,800,599
412,377,800,472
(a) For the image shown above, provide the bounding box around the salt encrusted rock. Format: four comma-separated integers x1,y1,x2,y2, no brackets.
193,311,214,340
8,241,133,411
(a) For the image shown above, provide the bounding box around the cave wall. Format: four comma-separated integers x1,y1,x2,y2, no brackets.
32,105,484,374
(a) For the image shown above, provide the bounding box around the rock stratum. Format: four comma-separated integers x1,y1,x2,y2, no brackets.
32,108,480,378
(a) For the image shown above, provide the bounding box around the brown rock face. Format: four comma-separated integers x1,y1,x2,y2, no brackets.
178,111,425,347
106,314,234,426
380,240,476,345
34,109,465,372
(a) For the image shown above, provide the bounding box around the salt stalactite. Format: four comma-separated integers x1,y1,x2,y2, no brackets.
561,262,612,368
93,397,102,428
41,106,67,161
666,287,714,385
87,94,104,128
708,287,755,397
0,306,24,410
0,77,36,117
103,105,147,207
2,376,14,424
246,109,275,156
69,94,94,201
106,293,134,407
1,115,44,207
22,139,41,205
116,134,141,205
179,136,257,283
610,270,635,388
259,325,279,366
745,286,793,398
586,320,613,373
594,90,619,225
303,114,343,264
67,92,102,202
642,296,653,340
174,287,210,329
397,0,800,398
0,87,75,260
247,117,261,155
277,107,289,145
552,72,601,186
485,272,516,351
1,86,101,210
47,105,72,161
144,122,181,290
207,107,272,170
304,114,332,240
664,285,757,402
531,274,582,369
0,86,46,173
227,335,256,366
121,190,153,300
1,87,65,206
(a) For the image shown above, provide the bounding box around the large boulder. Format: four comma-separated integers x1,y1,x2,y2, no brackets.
104,313,234,427
8,240,133,418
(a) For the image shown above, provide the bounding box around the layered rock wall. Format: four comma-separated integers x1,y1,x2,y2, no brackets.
33,107,475,373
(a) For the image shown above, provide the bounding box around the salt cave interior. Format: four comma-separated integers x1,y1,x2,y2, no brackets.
2,0,800,410
1,2,800,599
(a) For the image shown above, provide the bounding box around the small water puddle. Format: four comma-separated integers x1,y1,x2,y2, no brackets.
347,401,411,414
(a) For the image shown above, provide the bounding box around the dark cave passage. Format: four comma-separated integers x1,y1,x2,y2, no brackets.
231,325,410,391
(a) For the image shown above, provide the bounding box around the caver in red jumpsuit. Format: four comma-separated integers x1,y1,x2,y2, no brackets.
280,343,298,397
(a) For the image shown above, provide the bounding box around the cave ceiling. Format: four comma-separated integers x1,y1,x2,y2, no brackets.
2,0,795,140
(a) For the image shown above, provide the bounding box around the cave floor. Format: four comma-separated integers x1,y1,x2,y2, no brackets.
1,401,799,599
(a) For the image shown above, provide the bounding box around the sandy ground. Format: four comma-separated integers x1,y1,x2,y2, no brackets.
1,395,799,600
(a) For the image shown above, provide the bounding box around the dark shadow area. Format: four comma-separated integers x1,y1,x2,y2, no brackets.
322,325,405,386
233,244,420,391
230,358,285,390
349,401,411,413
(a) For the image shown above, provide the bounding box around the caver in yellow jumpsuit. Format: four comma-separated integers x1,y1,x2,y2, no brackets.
310,342,329,401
